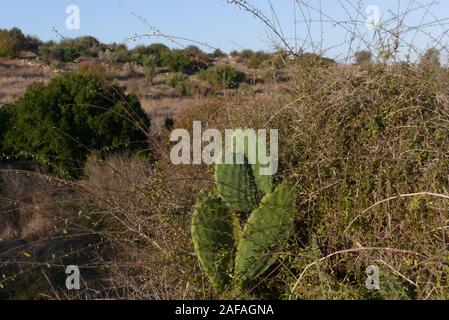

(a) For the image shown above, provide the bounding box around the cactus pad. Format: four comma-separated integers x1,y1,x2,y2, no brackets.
191,195,240,291
215,152,259,212
234,183,296,287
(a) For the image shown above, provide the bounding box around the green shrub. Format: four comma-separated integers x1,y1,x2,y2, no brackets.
161,50,195,74
147,43,170,56
199,65,246,88
2,72,150,178
161,48,209,74
23,35,42,52
39,41,79,63
0,106,13,153
38,36,101,63
0,27,25,58
248,51,271,69
144,56,158,83
239,49,255,60
420,48,441,68
212,49,227,58
167,72,189,95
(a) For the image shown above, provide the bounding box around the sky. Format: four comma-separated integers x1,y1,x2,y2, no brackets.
1,0,448,59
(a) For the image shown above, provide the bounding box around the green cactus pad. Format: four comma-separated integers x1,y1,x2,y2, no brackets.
231,130,273,194
215,152,259,212
191,195,240,291
234,183,296,287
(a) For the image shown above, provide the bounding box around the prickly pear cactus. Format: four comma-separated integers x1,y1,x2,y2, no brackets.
234,183,296,287
192,129,296,293
191,195,240,291
215,130,274,212
231,130,273,194
215,154,259,212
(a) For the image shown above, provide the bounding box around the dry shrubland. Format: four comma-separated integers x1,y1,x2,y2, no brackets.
2,0,449,300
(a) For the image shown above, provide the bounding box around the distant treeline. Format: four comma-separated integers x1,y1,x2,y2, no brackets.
0,27,274,70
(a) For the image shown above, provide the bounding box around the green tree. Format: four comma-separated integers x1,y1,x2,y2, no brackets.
199,64,246,88
0,27,25,58
212,49,226,58
161,50,193,73
3,72,150,177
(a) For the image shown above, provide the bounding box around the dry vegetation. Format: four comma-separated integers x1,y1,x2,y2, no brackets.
2,0,449,300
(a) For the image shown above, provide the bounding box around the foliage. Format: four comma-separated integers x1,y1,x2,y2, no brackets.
159,48,208,74
2,72,150,177
247,51,271,68
143,55,157,83
0,27,26,58
38,36,101,63
420,48,441,68
0,106,13,153
212,49,227,58
161,50,194,73
355,50,372,64
166,72,189,95
199,64,246,88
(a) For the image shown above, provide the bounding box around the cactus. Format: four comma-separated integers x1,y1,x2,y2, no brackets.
231,130,273,194
234,183,296,287
215,130,273,212
191,130,296,293
191,195,240,291
215,153,259,212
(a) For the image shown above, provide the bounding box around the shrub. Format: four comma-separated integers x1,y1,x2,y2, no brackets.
212,49,227,58
167,72,188,92
147,43,170,56
38,41,79,63
280,63,449,299
0,106,13,153
199,64,246,88
0,28,25,58
38,37,101,63
355,50,372,64
420,48,441,68
110,44,129,63
2,72,150,178
161,50,190,72
247,51,271,69
75,61,109,79
23,35,42,52
143,56,158,83
161,50,194,74
239,49,255,60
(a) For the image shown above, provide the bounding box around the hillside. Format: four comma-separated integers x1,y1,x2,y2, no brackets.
1,2,449,301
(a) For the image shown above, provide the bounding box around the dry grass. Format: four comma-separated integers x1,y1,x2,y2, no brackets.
0,58,54,104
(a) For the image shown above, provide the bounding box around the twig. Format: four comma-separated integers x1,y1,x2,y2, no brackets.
344,192,449,234
290,246,426,298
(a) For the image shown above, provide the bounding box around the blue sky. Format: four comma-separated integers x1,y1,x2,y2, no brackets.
1,0,448,58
